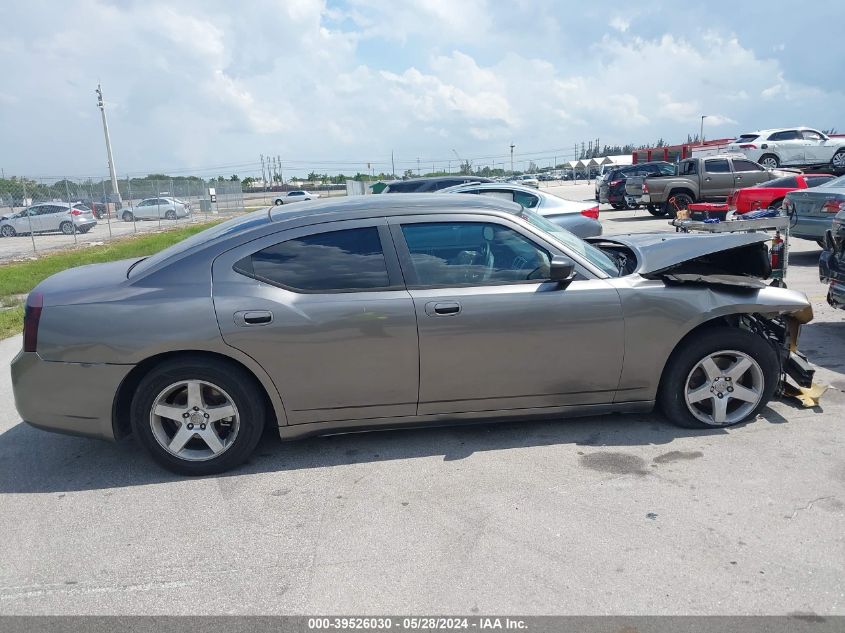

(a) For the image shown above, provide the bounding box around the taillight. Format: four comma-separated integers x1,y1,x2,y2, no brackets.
609,179,623,187
580,206,600,220
70,209,82,215
23,292,43,353
739,144,757,149
822,200,845,214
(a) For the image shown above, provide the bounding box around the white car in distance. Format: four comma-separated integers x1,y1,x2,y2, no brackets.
726,127,845,171
273,190,321,205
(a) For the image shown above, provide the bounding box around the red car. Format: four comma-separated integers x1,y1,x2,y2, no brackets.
728,174,835,213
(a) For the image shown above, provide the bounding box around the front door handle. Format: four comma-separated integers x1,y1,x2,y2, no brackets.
234,310,273,326
425,301,461,316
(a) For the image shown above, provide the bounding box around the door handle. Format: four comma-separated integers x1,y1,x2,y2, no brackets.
705,177,711,182
425,301,461,316
234,310,273,326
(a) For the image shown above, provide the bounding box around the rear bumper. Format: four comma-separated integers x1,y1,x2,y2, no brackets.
11,351,134,441
792,216,832,240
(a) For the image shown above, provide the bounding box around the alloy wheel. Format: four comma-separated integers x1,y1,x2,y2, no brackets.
832,151,845,170
760,156,779,169
149,379,241,462
684,350,764,426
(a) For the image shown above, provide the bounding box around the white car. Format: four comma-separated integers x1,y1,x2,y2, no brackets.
508,175,539,188
0,202,97,237
120,197,191,222
726,127,845,171
273,190,320,205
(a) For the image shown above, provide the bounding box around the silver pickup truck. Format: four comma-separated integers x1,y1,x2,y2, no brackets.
635,155,788,217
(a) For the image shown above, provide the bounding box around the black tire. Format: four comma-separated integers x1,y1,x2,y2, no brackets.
610,202,625,210
274,198,284,206
831,149,845,173
759,154,780,169
769,198,784,211
0,225,16,237
647,204,667,217
816,239,826,249
165,210,177,220
665,192,693,218
79,226,91,234
658,327,779,429
122,211,134,222
130,357,267,475
60,221,74,235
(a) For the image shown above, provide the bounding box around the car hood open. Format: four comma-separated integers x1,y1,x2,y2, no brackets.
587,232,772,278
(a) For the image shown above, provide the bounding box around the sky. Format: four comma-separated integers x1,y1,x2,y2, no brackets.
1,0,843,180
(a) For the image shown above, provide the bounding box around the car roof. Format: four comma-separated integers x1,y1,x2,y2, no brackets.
741,127,821,135
269,193,521,224
438,182,542,195
385,176,492,185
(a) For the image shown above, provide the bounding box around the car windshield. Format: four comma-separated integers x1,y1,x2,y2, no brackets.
514,208,619,277
819,174,845,189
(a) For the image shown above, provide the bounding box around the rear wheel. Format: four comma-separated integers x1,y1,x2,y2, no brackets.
665,192,693,218
122,211,134,222
79,226,91,234
768,197,784,211
274,198,284,205
759,154,780,169
610,202,625,210
1,225,16,237
165,210,177,220
130,357,267,475
659,327,778,429
60,221,74,235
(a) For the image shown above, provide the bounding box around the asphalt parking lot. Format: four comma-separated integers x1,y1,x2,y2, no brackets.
0,183,843,615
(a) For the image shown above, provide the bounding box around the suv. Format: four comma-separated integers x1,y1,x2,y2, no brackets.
726,128,845,171
382,176,492,193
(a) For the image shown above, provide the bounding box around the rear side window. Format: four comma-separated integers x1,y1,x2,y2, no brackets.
732,160,764,172
805,176,834,188
704,159,730,173
679,161,697,175
734,134,759,143
385,181,421,193
235,227,390,292
763,176,798,188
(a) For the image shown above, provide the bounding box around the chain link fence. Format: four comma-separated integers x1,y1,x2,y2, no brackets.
0,176,246,261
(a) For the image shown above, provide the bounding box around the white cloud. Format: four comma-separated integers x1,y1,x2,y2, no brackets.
0,1,842,178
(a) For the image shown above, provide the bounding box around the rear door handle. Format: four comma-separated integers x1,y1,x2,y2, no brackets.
425,301,461,316
234,310,273,326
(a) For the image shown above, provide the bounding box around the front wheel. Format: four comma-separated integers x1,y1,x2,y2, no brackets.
0,225,16,237
274,199,284,206
659,327,778,429
122,211,134,222
130,357,267,475
832,149,845,172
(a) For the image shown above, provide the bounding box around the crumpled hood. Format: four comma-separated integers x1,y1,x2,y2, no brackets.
589,232,772,276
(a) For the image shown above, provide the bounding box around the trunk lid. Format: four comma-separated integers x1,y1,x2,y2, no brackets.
34,257,142,306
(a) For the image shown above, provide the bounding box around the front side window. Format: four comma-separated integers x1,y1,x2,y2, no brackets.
801,130,824,142
732,160,764,172
401,222,550,287
704,159,731,173
235,227,390,292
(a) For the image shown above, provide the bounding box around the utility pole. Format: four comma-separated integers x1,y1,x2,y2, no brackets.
700,115,708,143
260,154,266,187
277,155,283,185
391,151,395,178
417,157,420,176
95,83,122,205
509,143,515,175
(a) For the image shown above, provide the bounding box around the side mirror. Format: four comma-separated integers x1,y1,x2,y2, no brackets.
549,255,576,283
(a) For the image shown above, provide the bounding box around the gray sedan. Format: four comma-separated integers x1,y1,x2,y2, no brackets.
12,194,817,475
784,174,845,244
438,182,602,237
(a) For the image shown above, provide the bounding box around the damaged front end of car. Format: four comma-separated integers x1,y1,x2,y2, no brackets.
592,232,826,406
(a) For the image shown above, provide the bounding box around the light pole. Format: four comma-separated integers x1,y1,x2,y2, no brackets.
95,83,122,205
509,144,515,175
700,115,709,143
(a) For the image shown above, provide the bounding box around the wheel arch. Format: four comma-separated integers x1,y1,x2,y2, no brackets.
112,349,286,439
667,187,696,202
